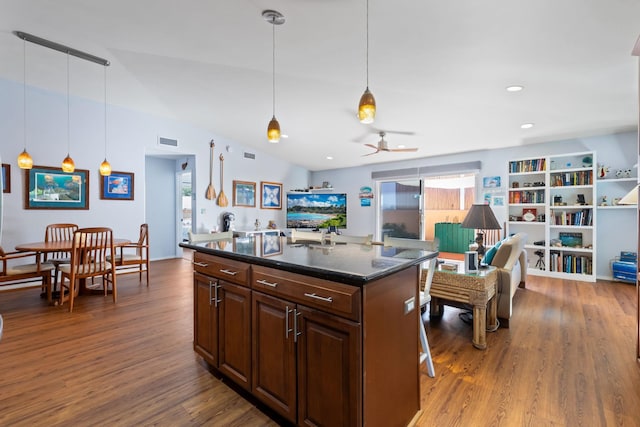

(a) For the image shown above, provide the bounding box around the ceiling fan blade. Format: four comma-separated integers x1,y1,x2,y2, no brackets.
362,150,380,157
352,127,416,143
364,143,379,150
389,148,419,152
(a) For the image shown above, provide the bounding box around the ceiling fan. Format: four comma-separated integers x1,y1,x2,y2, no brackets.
363,131,419,156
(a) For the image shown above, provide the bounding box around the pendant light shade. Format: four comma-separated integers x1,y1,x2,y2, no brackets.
17,38,33,169
62,53,74,173
17,149,33,169
100,65,111,176
61,154,75,173
358,0,376,124
267,116,281,143
358,87,376,124
263,10,285,143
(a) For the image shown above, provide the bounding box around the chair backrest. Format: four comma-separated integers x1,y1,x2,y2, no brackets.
479,228,502,246
188,230,233,243
291,229,325,243
329,233,373,245
383,236,439,295
136,223,149,257
69,227,114,278
44,223,78,261
383,235,439,251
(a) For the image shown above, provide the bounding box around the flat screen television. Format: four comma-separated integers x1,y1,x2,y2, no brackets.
286,193,347,229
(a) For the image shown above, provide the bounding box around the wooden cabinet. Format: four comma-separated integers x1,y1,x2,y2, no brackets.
251,266,361,426
193,253,252,390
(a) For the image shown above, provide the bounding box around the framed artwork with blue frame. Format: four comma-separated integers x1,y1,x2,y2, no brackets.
260,181,282,209
25,165,89,210
100,171,134,200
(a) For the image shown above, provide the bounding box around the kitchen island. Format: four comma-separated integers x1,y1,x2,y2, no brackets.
180,235,438,427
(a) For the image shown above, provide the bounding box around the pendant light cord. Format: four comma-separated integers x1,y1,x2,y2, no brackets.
272,17,276,116
66,52,70,155
365,0,369,88
23,39,27,150
104,65,107,159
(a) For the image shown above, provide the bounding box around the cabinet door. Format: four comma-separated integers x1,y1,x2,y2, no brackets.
297,305,361,427
218,280,252,390
194,273,218,366
252,291,297,423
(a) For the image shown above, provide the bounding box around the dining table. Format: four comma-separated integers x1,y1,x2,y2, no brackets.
15,238,131,298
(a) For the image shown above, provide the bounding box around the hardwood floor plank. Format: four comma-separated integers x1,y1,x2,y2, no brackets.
1,258,639,426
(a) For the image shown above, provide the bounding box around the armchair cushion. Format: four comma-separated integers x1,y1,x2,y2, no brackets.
489,232,528,327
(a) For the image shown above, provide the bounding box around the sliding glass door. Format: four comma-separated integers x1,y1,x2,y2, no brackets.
377,179,422,241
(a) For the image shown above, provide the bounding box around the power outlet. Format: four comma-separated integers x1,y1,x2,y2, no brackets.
404,297,415,314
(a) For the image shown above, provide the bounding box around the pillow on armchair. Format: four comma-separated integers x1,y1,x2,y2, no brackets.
481,240,503,265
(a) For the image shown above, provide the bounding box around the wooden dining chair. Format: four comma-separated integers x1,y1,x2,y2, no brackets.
383,235,439,377
43,223,78,292
107,223,150,285
291,229,325,243
0,246,55,297
329,232,373,245
58,227,117,312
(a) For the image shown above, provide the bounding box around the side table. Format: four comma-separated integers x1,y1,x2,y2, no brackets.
429,265,498,349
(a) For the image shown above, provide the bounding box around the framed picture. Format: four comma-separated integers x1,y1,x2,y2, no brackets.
262,232,283,256
233,180,256,207
25,165,89,210
260,181,282,209
483,176,501,188
492,195,505,207
2,163,10,193
100,171,134,200
522,208,537,222
233,236,257,255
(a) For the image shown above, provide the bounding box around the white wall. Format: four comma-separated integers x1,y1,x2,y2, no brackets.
311,131,637,280
0,78,309,258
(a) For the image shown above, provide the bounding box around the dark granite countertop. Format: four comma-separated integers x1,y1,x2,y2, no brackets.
180,235,438,286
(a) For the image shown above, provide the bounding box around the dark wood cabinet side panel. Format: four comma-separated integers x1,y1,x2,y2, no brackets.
362,265,420,427
219,281,252,390
194,273,217,366
252,292,297,423
297,306,361,427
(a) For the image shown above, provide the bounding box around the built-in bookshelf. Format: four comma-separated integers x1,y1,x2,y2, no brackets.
507,151,597,282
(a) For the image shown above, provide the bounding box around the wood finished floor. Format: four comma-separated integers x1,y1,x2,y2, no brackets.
1,258,639,426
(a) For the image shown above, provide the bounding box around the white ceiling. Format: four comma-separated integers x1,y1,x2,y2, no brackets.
1,0,639,171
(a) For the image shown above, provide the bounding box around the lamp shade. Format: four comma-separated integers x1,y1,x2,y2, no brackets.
618,184,639,205
461,204,502,230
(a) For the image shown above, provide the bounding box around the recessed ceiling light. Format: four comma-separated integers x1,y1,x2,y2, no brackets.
281,134,289,139
506,85,524,92
520,123,534,129
326,156,333,160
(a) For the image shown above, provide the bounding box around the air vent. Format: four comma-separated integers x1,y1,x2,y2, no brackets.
158,137,178,147
244,152,256,160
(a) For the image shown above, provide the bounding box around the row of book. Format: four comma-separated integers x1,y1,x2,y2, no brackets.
550,209,593,226
509,190,545,204
550,171,593,186
549,252,592,274
509,158,546,173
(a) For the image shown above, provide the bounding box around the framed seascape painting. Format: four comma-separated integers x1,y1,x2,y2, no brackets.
260,181,282,210
100,171,134,200
233,180,256,207
25,165,89,210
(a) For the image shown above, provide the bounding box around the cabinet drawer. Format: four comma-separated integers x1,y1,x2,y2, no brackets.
252,265,361,321
193,252,250,287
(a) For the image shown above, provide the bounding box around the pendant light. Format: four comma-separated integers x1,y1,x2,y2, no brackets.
358,0,376,124
99,65,111,176
61,53,75,173
263,10,285,143
17,38,33,169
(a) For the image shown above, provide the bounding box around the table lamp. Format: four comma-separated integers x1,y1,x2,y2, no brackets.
460,204,502,257
618,184,639,205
